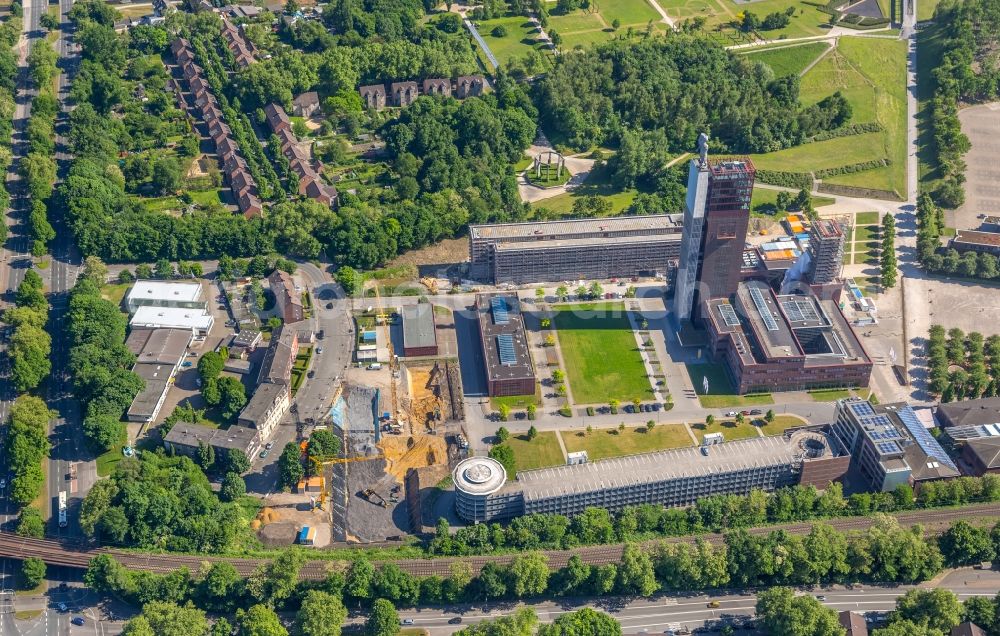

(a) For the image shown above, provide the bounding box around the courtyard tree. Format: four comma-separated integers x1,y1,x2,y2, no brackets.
489,444,516,479
765,409,775,424
498,403,510,421
526,403,537,420
527,425,538,440
706,414,715,426
495,426,510,443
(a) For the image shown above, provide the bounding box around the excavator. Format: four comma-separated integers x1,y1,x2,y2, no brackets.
361,488,387,508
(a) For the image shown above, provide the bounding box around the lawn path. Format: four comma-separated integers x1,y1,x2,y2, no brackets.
548,319,578,406
554,430,569,461
799,41,835,77
645,0,677,28
626,306,667,405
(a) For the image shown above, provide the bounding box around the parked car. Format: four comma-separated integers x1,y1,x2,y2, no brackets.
749,409,762,415
725,411,737,417
307,370,315,379
401,619,414,626
316,347,324,354
259,450,269,459
326,302,333,309
740,410,751,416
652,403,661,411
58,603,67,612
71,617,85,626
448,617,463,624
265,442,274,450
0,478,6,489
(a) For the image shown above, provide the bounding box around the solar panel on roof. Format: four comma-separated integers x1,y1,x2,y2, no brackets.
783,300,805,323
718,304,741,327
849,401,875,418
749,286,779,331
876,441,901,455
497,334,516,366
896,405,958,471
491,297,509,324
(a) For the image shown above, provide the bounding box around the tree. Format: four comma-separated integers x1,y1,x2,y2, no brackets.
366,599,399,636
81,255,108,286
961,595,995,631
706,414,715,426
535,288,545,302
556,285,569,301
527,425,538,441
307,430,341,460
345,559,376,602
527,403,537,420
151,157,182,195
616,544,657,596
765,409,775,424
237,604,288,636
495,426,510,443
893,588,963,634
488,444,516,479
881,213,898,289
509,552,549,597
40,11,59,30
221,472,247,502
123,602,210,636
278,442,304,489
198,351,225,382
538,608,621,635
938,520,994,566
610,399,619,414
756,587,842,636
498,403,510,421
16,508,44,538
226,449,250,475
20,557,45,589
295,590,347,636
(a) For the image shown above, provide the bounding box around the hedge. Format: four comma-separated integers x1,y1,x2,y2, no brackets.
805,122,883,143
754,170,813,190
814,157,891,179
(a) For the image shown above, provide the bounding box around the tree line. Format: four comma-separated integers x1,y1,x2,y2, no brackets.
68,262,144,454
428,476,1000,557
916,193,1000,281
922,0,1000,208
85,515,992,636
4,271,51,392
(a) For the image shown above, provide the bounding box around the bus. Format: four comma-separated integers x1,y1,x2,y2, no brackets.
58,491,67,528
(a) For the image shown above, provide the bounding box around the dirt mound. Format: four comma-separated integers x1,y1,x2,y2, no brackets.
378,434,447,482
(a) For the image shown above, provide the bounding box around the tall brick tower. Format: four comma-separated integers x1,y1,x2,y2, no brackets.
673,152,756,323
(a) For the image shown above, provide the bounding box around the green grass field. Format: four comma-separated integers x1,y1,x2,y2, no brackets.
563,423,692,460
691,419,760,443
685,363,774,408
758,415,808,436
560,28,616,50
476,16,550,67
100,282,130,309
491,390,541,410
554,302,651,404
657,0,831,41
750,186,834,215
530,164,639,217
548,10,607,31
596,0,662,25
855,211,880,224
742,42,830,77
507,432,565,471
808,388,852,401
750,132,887,173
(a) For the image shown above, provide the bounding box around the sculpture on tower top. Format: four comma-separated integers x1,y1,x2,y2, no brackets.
697,132,709,167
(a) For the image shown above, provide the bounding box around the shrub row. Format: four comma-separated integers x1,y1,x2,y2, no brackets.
805,121,883,143
754,169,813,190
815,157,891,179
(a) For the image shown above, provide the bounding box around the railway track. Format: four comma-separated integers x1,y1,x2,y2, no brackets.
0,503,996,579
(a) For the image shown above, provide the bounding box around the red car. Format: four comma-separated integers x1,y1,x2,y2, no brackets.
740,410,751,416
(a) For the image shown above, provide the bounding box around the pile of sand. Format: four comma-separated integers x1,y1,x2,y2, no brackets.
378,435,447,482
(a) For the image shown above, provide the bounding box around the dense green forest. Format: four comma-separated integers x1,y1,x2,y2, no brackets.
534,36,851,154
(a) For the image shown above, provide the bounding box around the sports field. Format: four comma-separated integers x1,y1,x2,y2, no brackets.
554,302,651,404
654,0,831,41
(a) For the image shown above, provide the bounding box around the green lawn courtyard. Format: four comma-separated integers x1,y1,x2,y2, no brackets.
690,418,760,443
475,15,551,68
685,363,774,408
554,302,651,404
562,423,692,460
757,414,808,436
507,432,565,471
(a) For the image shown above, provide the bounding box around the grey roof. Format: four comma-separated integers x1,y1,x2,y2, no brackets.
493,233,682,253
508,432,834,502
454,456,507,496
402,304,437,351
257,326,297,385
470,214,683,241
952,623,987,636
476,293,533,383
238,383,288,427
964,438,1000,470
839,611,868,636
163,422,258,452
127,367,170,420
936,397,1000,428
125,327,192,364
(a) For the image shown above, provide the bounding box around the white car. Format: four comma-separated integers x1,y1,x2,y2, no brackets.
725,411,737,417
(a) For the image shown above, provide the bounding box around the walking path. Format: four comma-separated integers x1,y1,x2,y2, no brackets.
626,306,667,405
464,18,498,69
643,0,676,29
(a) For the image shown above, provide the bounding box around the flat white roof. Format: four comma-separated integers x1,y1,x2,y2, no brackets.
127,280,204,304
131,306,214,331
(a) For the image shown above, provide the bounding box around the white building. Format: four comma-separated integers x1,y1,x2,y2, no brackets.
126,280,207,314
237,382,290,441
131,305,215,336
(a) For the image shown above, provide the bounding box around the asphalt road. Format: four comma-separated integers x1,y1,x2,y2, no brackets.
373,568,1000,635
